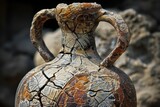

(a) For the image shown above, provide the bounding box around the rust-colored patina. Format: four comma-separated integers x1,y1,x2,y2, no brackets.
15,3,137,107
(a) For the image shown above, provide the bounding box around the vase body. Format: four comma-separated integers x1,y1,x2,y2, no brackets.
15,3,136,107
16,53,136,107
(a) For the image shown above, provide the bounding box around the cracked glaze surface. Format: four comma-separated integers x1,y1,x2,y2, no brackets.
15,3,136,107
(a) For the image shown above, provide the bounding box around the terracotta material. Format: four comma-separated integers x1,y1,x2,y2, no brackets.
15,3,136,107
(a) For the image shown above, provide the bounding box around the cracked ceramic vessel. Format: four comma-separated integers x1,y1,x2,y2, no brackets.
15,3,137,107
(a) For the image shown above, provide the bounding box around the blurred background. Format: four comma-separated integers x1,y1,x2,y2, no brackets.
0,0,160,107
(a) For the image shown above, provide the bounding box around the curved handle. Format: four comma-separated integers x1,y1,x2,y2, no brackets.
30,8,55,62
98,9,131,67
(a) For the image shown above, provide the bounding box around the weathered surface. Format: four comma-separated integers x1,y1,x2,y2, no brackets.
15,3,136,107
16,54,136,107
96,9,160,107
34,9,160,107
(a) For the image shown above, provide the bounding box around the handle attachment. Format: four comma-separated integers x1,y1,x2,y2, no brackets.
98,9,131,67
30,9,55,62
30,7,130,66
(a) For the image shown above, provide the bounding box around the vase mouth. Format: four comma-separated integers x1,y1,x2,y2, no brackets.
55,3,104,34
55,3,102,20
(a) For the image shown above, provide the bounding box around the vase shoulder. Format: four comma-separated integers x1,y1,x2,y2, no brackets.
15,54,136,107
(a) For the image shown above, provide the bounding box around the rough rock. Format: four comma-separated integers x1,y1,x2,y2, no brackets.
0,52,34,107
122,0,160,24
11,29,36,55
96,9,160,107
0,29,35,106
0,86,14,107
2,55,34,78
34,9,160,107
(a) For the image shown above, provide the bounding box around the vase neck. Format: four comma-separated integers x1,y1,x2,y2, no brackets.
55,3,103,60
60,30,100,59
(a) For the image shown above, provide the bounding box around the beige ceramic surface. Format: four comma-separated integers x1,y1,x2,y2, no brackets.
15,3,136,107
